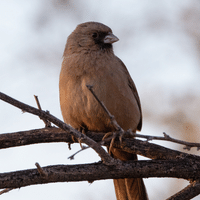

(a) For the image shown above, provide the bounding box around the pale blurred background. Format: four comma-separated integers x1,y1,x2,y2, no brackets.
0,0,200,199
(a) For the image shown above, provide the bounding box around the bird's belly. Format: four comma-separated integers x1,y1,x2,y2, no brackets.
60,75,140,132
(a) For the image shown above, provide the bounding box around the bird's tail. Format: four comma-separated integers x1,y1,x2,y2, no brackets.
114,177,148,200
111,148,148,200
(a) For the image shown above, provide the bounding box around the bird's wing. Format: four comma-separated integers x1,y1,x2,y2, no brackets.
116,56,142,131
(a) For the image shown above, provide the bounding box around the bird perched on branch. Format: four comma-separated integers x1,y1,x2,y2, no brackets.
59,22,148,200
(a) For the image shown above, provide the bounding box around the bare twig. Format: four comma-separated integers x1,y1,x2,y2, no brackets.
132,131,200,150
86,85,123,132
34,95,51,128
34,95,42,110
68,138,109,160
86,85,125,152
68,145,89,160
0,91,116,165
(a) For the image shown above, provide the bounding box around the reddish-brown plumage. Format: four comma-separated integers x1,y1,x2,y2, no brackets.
59,22,148,200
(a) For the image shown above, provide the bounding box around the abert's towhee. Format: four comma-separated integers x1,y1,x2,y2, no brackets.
59,22,148,200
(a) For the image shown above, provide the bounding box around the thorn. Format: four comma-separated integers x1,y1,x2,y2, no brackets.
183,146,191,151
146,136,153,142
163,132,170,139
35,162,48,178
34,95,51,127
88,180,94,184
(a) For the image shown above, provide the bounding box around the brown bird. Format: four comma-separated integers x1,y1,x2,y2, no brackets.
59,22,148,200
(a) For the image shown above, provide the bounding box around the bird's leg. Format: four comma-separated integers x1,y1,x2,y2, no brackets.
68,135,75,150
68,127,86,150
77,127,88,149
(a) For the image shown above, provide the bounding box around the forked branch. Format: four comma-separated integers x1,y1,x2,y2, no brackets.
0,91,115,165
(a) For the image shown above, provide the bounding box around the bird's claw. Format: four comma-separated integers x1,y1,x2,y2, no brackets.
102,130,125,154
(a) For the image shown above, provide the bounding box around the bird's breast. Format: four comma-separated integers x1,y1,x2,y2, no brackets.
59,53,140,132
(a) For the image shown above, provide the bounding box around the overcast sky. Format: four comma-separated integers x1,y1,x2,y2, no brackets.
0,0,200,199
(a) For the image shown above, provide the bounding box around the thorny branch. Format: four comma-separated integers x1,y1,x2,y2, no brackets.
0,91,116,166
0,160,200,189
166,180,200,200
1,91,200,199
1,127,200,162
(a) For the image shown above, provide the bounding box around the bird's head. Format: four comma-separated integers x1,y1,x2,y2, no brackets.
64,22,119,55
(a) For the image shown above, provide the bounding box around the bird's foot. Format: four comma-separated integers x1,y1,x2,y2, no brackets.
68,128,87,150
102,130,125,154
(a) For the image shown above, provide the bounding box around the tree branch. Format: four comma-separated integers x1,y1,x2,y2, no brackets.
86,85,123,132
0,159,200,189
0,92,116,165
167,180,200,200
1,128,200,162
132,132,200,151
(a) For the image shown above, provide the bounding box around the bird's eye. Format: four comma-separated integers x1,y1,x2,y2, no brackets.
92,32,98,38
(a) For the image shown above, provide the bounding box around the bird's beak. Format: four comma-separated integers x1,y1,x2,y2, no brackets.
104,32,119,44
